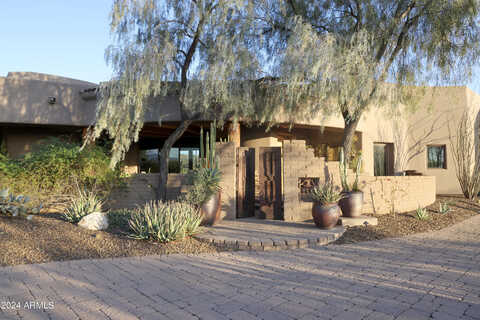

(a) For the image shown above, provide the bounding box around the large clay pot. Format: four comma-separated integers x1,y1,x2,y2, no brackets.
312,202,341,229
339,191,364,217
201,191,222,226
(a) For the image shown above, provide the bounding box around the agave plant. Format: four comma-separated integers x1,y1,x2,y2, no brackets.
310,181,343,205
129,201,202,242
187,167,222,206
0,188,42,220
63,189,104,223
415,207,430,220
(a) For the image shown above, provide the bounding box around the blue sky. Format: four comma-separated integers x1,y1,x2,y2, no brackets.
0,0,112,84
1,1,480,93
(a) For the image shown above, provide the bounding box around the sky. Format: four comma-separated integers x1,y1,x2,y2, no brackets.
0,0,113,84
1,1,480,92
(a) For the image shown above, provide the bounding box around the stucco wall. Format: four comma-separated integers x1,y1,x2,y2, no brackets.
283,140,436,221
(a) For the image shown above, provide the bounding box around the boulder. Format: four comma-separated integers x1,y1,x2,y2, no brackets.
78,212,109,231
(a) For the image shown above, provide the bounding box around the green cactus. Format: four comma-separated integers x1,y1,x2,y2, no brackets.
339,149,363,192
198,120,219,170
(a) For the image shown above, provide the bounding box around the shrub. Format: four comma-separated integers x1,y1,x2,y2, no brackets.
415,207,429,220
438,201,452,214
0,137,123,209
63,189,104,223
0,188,42,220
129,201,202,242
107,209,132,230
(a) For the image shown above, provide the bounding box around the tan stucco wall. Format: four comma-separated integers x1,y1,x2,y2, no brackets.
0,73,97,126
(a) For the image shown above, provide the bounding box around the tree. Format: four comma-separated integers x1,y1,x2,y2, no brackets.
86,0,261,199
254,0,480,163
449,111,480,200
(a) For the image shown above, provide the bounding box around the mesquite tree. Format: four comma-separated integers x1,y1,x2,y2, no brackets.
254,0,480,163
87,0,260,199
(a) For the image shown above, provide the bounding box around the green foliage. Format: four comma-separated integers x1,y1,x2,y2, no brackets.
438,201,452,214
415,207,430,220
0,188,42,220
339,149,363,192
63,189,104,223
0,138,123,208
186,167,222,207
310,181,343,205
107,209,132,230
128,201,202,243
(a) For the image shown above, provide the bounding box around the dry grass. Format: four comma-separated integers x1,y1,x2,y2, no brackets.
334,196,479,244
0,212,217,267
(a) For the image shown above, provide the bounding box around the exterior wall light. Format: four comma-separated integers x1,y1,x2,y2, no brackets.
48,97,56,104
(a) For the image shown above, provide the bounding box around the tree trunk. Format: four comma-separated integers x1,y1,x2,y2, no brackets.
158,120,194,200
341,116,361,165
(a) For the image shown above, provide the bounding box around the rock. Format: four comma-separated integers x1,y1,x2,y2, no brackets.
339,216,378,227
78,212,109,231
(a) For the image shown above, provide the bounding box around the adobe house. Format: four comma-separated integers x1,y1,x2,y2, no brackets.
2,72,478,220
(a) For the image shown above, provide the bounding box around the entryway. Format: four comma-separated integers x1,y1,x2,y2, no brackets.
236,147,283,219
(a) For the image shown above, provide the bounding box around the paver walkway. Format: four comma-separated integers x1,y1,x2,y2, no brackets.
1,216,479,320
195,218,345,250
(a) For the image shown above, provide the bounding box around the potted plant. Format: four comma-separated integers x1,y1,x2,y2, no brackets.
186,121,223,226
310,181,343,229
338,149,364,217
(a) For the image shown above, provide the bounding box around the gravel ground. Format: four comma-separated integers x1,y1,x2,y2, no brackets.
0,213,217,267
335,195,479,244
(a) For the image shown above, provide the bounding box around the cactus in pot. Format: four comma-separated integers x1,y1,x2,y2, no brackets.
187,121,222,226
338,149,364,217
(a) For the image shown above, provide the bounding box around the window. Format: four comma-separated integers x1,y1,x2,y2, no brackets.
140,147,200,173
374,143,394,176
427,145,446,169
168,147,200,174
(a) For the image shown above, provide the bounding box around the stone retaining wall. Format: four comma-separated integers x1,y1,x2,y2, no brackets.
108,142,237,219
107,173,187,209
283,140,436,221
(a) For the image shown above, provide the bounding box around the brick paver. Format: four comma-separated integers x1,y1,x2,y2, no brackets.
195,218,344,251
1,215,479,320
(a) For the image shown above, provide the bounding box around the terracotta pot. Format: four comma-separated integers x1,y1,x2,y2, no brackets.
312,202,340,229
200,191,222,226
339,191,364,217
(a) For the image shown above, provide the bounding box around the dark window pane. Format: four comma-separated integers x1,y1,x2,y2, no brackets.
140,149,159,173
427,145,446,169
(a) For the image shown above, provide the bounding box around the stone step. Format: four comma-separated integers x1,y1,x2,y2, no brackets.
339,216,378,227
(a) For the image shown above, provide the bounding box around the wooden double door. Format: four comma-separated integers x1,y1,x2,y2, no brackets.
237,147,283,220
